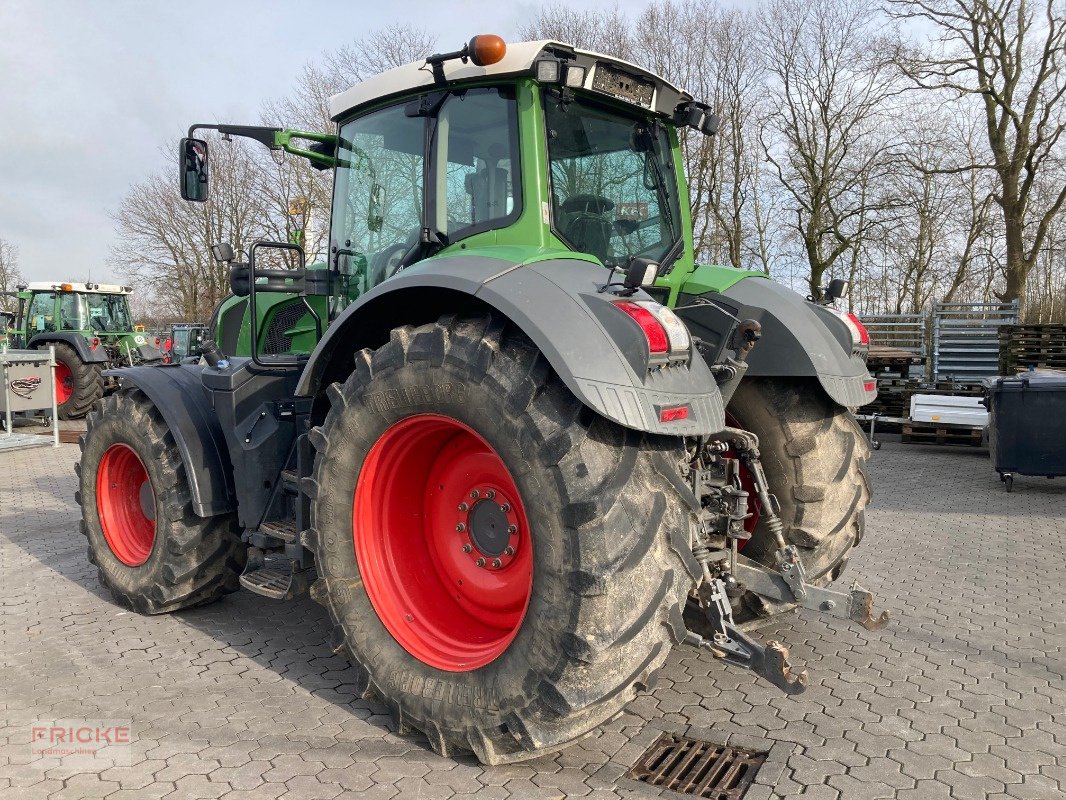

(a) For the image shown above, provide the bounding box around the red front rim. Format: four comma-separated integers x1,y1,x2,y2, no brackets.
353,414,533,672
54,362,73,405
96,444,156,566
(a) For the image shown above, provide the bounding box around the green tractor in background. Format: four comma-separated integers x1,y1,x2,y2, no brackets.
8,282,164,418
79,35,884,764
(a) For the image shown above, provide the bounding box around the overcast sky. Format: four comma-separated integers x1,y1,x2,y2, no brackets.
0,0,643,285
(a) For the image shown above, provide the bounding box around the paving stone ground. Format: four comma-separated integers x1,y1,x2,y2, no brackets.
0,435,1063,799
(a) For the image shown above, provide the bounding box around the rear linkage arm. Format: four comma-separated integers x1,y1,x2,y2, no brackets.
682,427,888,695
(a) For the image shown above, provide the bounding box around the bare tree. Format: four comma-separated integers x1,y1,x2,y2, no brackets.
516,4,632,53
759,0,904,299
0,239,23,313
889,0,1066,310
256,25,438,265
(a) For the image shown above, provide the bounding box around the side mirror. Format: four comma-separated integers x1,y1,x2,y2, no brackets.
180,137,209,202
367,184,385,233
700,112,721,136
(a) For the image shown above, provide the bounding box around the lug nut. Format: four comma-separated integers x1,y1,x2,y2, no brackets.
486,489,496,499
458,502,469,512
462,544,472,553
470,490,480,499
501,503,511,513
492,559,502,569
456,523,466,532
504,546,514,556
507,525,517,535
476,557,486,567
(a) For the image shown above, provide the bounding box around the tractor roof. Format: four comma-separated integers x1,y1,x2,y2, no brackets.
26,282,130,295
329,39,689,122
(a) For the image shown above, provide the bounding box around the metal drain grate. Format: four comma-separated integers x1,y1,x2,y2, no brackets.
626,733,768,799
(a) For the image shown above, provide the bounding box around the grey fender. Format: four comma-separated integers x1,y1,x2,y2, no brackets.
105,364,236,517
28,332,109,363
676,277,876,408
296,254,725,436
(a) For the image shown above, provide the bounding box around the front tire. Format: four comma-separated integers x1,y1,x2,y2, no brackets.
308,315,700,764
78,390,245,614
52,341,103,420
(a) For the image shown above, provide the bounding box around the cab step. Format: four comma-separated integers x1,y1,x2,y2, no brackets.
259,518,300,543
239,556,311,600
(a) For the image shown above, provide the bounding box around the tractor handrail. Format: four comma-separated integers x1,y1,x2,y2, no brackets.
247,240,322,370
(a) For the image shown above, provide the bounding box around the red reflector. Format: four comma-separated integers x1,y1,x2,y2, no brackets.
612,301,668,354
863,380,876,392
91,337,100,349
847,312,870,346
659,405,690,422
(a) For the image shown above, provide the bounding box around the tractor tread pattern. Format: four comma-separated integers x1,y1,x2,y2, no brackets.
308,314,700,764
79,390,245,614
52,341,104,420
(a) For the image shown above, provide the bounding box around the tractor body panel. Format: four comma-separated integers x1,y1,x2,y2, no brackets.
27,331,110,363
295,251,726,436
106,364,236,517
676,276,876,408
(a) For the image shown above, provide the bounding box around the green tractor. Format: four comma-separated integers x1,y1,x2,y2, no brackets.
8,282,164,418
78,35,884,763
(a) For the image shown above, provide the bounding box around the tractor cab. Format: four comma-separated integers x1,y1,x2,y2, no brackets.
183,38,724,363
13,283,164,363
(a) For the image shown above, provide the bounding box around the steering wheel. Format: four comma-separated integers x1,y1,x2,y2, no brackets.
561,194,615,215
369,242,412,285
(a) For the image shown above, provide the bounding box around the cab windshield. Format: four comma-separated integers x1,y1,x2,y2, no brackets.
545,94,683,269
62,293,132,332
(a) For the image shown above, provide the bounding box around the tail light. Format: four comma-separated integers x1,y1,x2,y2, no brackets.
844,312,870,347
90,337,100,350
612,300,691,362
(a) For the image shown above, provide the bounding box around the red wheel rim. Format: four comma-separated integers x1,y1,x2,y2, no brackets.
54,362,73,405
96,444,156,566
354,414,533,672
725,412,760,544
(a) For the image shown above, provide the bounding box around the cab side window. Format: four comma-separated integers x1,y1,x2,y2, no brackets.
27,292,56,333
438,87,521,238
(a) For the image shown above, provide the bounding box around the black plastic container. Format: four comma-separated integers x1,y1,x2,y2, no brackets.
982,373,1066,491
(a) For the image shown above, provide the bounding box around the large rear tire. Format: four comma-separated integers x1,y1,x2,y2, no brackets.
308,315,700,764
77,390,245,614
727,377,871,617
52,341,103,420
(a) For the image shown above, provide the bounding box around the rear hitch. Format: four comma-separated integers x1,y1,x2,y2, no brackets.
686,577,808,695
743,546,890,631
681,429,889,696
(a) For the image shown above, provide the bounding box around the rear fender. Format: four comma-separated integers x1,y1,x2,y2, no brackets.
105,364,235,517
296,255,725,436
28,332,109,364
675,277,876,408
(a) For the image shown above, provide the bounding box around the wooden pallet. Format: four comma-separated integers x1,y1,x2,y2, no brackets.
902,421,984,446
999,324,1066,373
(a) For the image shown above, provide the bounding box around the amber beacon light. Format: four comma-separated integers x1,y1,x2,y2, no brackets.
468,34,507,66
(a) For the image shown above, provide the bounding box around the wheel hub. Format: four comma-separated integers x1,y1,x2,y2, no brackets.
458,491,519,567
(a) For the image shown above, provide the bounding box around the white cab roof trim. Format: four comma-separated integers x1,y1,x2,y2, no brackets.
329,39,684,120
27,282,129,294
